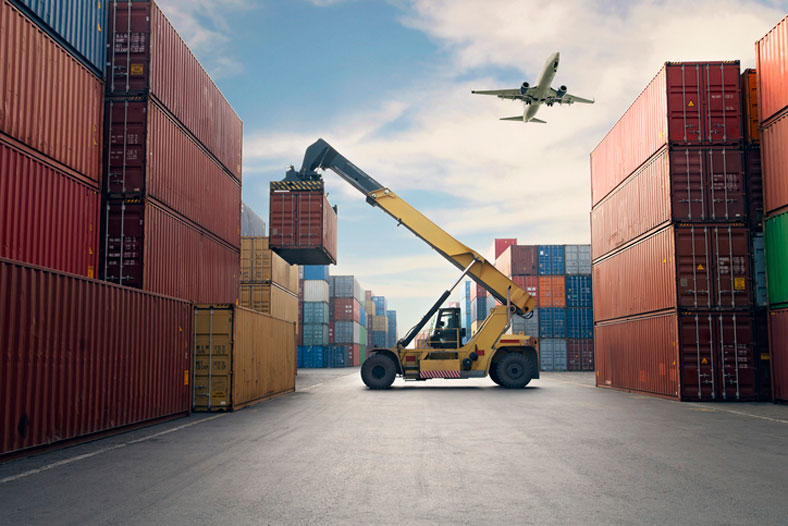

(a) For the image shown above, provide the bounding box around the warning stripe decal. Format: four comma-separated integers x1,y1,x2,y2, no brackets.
419,370,461,379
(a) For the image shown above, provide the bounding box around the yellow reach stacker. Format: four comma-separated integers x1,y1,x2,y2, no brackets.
283,139,539,389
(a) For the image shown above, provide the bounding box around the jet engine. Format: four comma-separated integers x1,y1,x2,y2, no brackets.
556,85,567,98
520,82,530,95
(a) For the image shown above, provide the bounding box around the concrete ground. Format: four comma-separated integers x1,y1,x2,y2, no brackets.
1,370,787,525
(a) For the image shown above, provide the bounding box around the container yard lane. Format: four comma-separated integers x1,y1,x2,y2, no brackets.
2,371,788,525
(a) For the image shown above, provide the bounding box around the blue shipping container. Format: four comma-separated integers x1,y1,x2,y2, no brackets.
372,296,387,314
566,308,593,339
371,331,387,348
12,0,106,77
302,324,329,346
538,245,565,275
565,275,592,307
303,302,329,324
539,307,566,338
303,265,330,282
298,346,325,368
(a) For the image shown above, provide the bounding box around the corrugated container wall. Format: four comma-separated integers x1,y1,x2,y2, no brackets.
269,189,338,265
760,112,788,216
770,308,788,402
240,283,298,322
590,62,742,207
0,0,103,181
106,1,243,179
564,245,592,274
495,245,538,276
241,202,266,236
765,211,788,307
540,339,568,371
11,0,106,76
538,245,565,275
303,280,330,303
756,17,788,124
1,258,192,457
741,69,760,145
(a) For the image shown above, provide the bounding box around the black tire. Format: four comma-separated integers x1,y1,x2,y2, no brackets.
489,363,502,385
495,353,534,389
361,354,397,389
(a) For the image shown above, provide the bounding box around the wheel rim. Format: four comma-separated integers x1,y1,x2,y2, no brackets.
506,362,524,379
371,364,386,380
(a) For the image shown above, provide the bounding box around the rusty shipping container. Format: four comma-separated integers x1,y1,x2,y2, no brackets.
105,99,241,247
0,258,192,457
745,148,764,231
106,1,242,180
102,198,240,304
595,310,764,401
0,0,103,181
193,305,296,412
770,308,788,402
591,147,748,260
495,245,538,276
0,138,99,277
590,61,742,207
269,185,338,265
593,224,752,323
756,17,788,124
760,111,788,216
742,69,760,145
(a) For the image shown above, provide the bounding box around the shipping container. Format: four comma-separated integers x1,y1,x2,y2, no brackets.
752,233,768,307
566,307,593,339
298,345,337,368
371,315,389,332
756,17,788,124
539,307,566,338
193,305,296,411
10,0,106,76
512,276,539,298
538,245,565,275
765,211,788,307
591,61,742,207
302,323,329,346
302,279,330,303
769,307,788,402
371,331,388,348
567,339,594,371
741,69,760,145
102,198,240,303
595,310,763,401
495,245,538,276
537,276,566,307
105,99,241,246
332,275,364,302
331,298,362,323
486,238,517,261
239,237,298,293
241,202,266,236
365,299,376,317
333,321,362,344
0,0,103,181
0,258,192,457
590,147,748,260
593,224,752,322
107,1,243,180
760,111,788,216
469,281,487,301
0,139,99,277
303,265,330,281
564,245,592,275
745,147,764,231
565,275,592,307
239,283,299,322
509,310,539,337
269,189,338,265
303,301,330,325
540,339,568,371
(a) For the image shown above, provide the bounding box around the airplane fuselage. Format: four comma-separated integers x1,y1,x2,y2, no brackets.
524,52,560,122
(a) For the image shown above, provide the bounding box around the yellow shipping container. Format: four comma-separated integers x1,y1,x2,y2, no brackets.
372,315,388,331
365,300,376,317
240,237,299,295
193,305,296,412
240,282,299,323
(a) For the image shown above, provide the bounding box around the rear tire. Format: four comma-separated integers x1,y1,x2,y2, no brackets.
361,354,396,389
496,353,533,389
489,363,502,385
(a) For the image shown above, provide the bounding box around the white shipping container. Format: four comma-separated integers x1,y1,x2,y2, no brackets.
508,309,539,337
303,280,330,302
565,245,591,275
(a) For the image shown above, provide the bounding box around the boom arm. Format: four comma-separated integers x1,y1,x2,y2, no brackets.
291,139,537,342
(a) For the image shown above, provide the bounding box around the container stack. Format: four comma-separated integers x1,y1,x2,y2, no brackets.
365,290,376,348
239,236,299,323
301,266,331,347
371,296,390,348
102,0,242,304
757,19,788,402
386,310,399,348
460,282,472,344
241,202,266,236
329,275,366,366
590,61,769,401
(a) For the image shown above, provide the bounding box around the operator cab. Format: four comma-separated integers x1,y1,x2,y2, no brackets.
428,307,465,349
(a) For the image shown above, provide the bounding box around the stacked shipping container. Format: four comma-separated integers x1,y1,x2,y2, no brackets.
301,265,331,347
757,19,788,402
239,237,299,322
591,61,768,401
329,275,366,366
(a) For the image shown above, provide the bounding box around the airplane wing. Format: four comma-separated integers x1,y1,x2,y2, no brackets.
561,93,594,104
471,88,533,101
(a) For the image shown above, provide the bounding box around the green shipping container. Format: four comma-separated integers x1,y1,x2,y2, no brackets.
766,212,788,307
360,344,366,363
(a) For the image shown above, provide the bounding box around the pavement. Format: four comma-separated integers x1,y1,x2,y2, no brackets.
1,370,787,525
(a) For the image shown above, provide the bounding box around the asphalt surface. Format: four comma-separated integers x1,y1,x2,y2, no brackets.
2,370,788,525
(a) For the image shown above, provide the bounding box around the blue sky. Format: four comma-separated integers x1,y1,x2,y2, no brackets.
160,0,787,333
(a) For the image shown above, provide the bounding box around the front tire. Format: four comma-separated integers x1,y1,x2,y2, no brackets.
496,353,533,389
361,354,396,389
489,364,502,385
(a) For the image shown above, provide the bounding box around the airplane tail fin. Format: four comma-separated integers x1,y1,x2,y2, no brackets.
499,116,524,122
529,118,547,124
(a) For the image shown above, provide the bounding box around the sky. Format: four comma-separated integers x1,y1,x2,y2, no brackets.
158,0,787,334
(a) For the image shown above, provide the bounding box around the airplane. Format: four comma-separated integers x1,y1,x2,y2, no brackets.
471,52,594,123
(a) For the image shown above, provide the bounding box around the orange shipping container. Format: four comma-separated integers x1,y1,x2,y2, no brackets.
538,276,565,307
756,17,788,124
742,69,760,145
760,112,788,216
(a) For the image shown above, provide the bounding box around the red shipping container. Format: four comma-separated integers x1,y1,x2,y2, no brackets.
105,100,241,247
760,112,788,216
469,281,487,301
538,276,566,307
0,139,99,277
591,61,742,207
486,238,517,261
0,257,192,457
756,17,788,124
593,224,752,323
567,339,594,371
745,147,764,231
0,0,103,182
270,190,337,265
591,147,748,260
106,1,242,180
770,307,788,402
331,298,361,323
102,198,240,303
496,245,538,276
513,276,538,298
595,310,761,401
